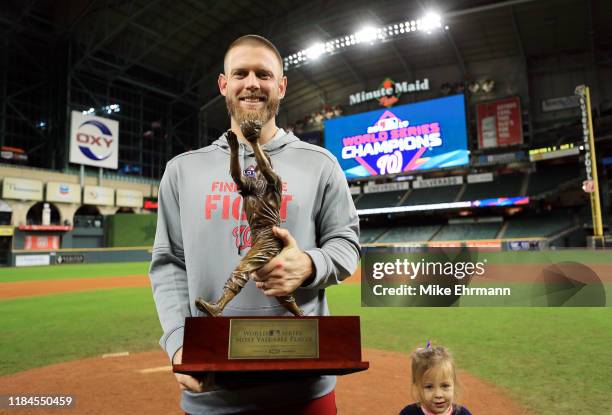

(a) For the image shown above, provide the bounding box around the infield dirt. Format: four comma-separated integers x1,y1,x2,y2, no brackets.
0,348,532,414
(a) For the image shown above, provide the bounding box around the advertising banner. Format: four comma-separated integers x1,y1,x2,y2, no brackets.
0,146,28,162
83,186,114,206
15,254,51,267
541,95,580,112
364,181,410,194
0,225,14,236
471,196,529,207
412,176,463,189
529,144,579,161
46,182,81,204
56,254,85,264
475,151,525,166
69,111,119,169
143,199,158,210
477,97,523,149
0,199,12,212
349,78,430,107
467,172,494,184
116,189,143,208
325,94,469,180
2,178,43,201
24,235,60,250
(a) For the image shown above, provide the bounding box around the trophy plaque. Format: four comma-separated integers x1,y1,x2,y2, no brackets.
174,316,369,376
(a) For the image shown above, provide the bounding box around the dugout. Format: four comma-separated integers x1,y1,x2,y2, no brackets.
68,205,105,248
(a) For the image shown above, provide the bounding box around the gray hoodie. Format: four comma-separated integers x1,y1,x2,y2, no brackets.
149,128,360,414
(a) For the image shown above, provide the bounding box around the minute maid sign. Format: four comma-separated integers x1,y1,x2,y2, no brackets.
349,78,430,108
69,111,119,169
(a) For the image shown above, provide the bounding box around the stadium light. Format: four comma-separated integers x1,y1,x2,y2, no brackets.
102,104,120,114
419,12,442,33
82,104,121,115
355,26,377,43
283,13,446,70
305,42,325,60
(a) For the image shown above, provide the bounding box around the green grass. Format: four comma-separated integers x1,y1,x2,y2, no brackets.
0,287,160,375
0,262,150,282
327,283,612,415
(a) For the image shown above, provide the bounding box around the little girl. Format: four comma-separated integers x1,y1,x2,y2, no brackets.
399,343,472,415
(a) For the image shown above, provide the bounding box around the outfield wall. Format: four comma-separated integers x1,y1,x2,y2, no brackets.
9,247,151,267
105,214,157,247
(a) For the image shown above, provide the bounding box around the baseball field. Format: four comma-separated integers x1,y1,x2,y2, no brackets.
0,257,611,414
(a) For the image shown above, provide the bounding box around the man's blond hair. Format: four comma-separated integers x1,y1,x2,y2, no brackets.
223,34,284,76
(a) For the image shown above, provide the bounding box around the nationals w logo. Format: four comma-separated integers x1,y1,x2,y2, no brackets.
232,225,252,250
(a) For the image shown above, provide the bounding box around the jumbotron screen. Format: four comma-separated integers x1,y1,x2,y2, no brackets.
324,94,469,180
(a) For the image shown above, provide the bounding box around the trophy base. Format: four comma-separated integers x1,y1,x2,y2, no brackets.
174,316,369,376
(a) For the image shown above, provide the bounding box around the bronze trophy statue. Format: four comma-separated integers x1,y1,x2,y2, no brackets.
196,120,304,317
176,121,367,378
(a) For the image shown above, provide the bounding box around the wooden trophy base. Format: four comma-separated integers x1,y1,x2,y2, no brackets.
174,316,369,376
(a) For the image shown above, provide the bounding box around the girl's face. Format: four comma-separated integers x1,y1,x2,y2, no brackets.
418,367,455,414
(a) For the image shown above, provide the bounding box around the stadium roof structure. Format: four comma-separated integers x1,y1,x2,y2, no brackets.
2,0,612,135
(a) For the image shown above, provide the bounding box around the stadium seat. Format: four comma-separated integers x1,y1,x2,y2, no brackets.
359,226,389,243
433,222,502,241
502,211,576,238
355,190,407,209
402,185,462,205
460,173,524,201
526,164,582,196
377,224,441,243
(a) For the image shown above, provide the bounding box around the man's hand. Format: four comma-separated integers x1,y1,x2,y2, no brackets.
252,227,314,296
172,347,214,393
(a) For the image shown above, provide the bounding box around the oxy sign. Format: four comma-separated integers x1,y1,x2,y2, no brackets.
69,111,119,169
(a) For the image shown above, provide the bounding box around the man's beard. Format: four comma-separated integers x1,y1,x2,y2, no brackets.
226,92,280,126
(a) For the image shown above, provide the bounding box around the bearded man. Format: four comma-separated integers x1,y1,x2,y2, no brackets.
149,35,360,415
